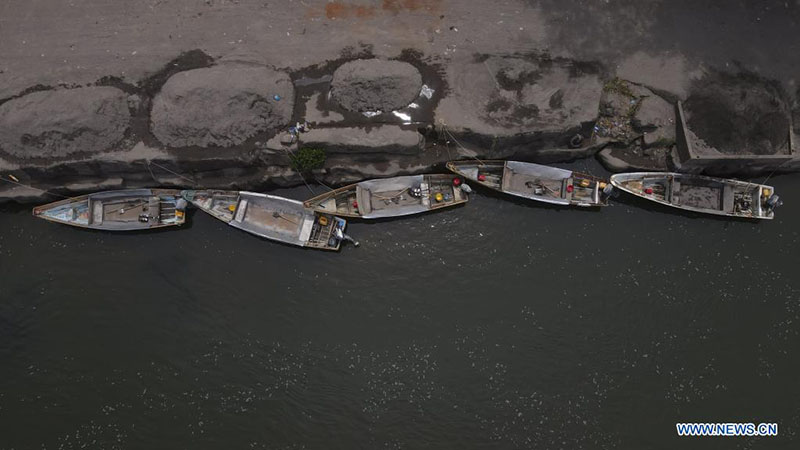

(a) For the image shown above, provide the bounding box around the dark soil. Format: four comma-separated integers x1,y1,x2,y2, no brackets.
684,69,791,155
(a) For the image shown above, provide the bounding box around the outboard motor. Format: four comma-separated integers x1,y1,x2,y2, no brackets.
175,198,188,211
335,227,359,247
460,183,473,194
766,194,783,210
602,183,615,198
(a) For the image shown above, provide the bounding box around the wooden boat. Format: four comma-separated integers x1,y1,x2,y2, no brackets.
610,172,780,219
32,189,186,230
183,190,351,250
446,160,610,207
303,174,469,219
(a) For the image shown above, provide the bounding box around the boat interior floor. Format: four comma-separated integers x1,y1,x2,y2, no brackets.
367,188,423,211
676,184,723,210
94,197,162,225
204,195,239,222
627,177,760,215
332,192,359,215
503,172,565,198
241,206,304,235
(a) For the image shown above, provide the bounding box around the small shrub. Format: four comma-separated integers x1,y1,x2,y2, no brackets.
290,147,326,172
603,77,634,98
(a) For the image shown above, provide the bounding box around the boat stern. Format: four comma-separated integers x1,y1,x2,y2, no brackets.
758,185,781,219
304,213,353,250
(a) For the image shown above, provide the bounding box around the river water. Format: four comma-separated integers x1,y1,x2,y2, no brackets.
1,164,798,449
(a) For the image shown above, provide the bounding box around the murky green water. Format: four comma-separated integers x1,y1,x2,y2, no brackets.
1,165,798,449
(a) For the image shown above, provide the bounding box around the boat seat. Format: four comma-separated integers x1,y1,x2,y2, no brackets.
501,168,514,192
86,199,94,224
234,199,248,222
722,185,735,212
671,179,680,204
92,200,103,224
148,196,160,217
357,188,372,215
298,216,315,243
562,178,571,200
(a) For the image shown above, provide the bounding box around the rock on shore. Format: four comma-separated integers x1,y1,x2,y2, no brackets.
331,59,422,112
150,64,294,148
593,78,675,171
436,54,604,135
0,87,130,159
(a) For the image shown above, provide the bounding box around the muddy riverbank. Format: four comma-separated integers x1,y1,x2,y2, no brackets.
1,1,799,203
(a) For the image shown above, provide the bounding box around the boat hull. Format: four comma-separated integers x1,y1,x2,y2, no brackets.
303,174,469,219
610,172,776,219
32,189,186,230
184,190,347,250
447,160,609,207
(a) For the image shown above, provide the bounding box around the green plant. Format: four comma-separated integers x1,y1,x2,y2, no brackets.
290,147,326,172
603,77,634,98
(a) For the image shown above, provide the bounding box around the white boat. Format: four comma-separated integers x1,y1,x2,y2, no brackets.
183,190,351,250
610,172,780,219
447,160,610,207
303,174,469,219
32,189,186,230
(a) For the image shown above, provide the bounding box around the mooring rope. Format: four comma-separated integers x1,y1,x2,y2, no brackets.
438,121,486,166
759,158,790,186
312,176,335,192
147,161,197,185
0,175,71,199
145,161,158,184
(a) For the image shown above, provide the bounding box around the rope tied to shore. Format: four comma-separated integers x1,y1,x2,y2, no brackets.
437,120,486,166
146,161,197,185
1,175,71,199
